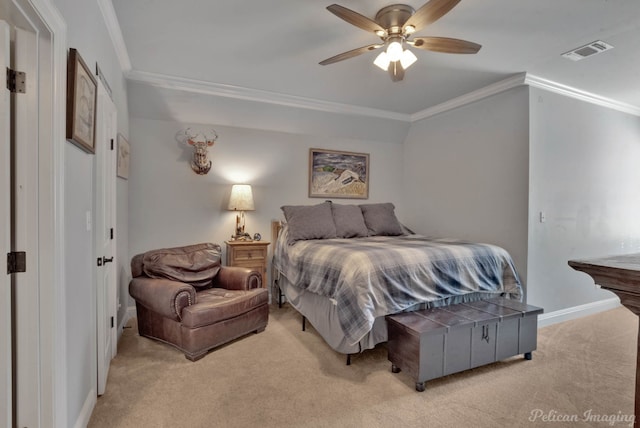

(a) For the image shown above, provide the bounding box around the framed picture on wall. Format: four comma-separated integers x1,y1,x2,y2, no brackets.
117,134,130,179
66,48,97,154
308,148,369,199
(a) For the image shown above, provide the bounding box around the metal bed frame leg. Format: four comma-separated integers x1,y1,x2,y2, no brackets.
345,343,360,365
300,316,355,367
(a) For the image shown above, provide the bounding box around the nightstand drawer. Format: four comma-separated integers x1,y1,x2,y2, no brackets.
225,241,270,289
233,262,264,274
233,247,266,261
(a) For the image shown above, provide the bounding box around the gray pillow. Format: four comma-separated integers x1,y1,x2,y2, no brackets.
359,203,404,236
281,202,337,244
331,203,368,238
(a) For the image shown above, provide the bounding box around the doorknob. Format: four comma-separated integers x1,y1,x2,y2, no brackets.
96,256,114,266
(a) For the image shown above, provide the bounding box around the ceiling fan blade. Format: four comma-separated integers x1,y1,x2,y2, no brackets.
319,44,381,65
404,0,461,32
327,4,385,34
388,61,405,82
412,37,481,54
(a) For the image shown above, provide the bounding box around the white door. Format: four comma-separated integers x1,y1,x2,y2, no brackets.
0,20,12,428
12,25,41,427
1,2,58,426
95,81,118,395
0,20,42,427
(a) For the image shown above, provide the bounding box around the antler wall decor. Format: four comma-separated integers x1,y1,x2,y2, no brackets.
179,128,218,175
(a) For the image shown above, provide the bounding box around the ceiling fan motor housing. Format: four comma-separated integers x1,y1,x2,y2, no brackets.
375,4,415,34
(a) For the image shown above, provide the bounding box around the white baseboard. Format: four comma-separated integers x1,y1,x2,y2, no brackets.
73,388,96,428
538,297,621,328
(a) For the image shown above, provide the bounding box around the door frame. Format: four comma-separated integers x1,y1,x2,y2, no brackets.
32,0,67,425
0,19,12,428
2,0,67,426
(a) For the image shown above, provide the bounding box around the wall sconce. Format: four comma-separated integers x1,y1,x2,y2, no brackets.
227,184,255,240
180,128,218,175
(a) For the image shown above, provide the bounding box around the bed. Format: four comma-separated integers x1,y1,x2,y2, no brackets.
271,202,523,356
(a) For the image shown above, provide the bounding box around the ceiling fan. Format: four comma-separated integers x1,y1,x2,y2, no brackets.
319,0,481,82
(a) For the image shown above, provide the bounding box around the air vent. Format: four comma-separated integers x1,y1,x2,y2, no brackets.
562,40,614,61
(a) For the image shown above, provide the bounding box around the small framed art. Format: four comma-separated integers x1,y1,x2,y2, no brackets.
66,48,97,154
117,134,130,179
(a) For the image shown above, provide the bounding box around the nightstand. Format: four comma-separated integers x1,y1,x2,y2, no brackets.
225,240,270,287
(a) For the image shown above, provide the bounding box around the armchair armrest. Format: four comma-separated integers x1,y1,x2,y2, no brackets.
129,277,196,321
213,266,262,290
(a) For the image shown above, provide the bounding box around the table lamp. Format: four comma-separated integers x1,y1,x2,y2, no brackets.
227,184,255,240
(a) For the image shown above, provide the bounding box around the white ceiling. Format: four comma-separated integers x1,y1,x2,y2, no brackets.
110,0,640,119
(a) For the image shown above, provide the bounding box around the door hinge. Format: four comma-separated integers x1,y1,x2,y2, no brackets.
110,228,114,240
111,316,114,328
6,67,26,93
7,251,26,274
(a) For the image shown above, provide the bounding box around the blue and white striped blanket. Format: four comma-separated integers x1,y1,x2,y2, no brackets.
273,227,522,345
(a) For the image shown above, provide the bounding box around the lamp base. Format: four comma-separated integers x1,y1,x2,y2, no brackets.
231,233,252,241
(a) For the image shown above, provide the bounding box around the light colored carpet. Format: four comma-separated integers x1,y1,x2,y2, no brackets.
88,304,637,428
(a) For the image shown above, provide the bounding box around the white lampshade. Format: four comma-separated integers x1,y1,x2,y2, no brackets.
373,51,390,71
400,49,417,70
386,39,403,62
228,184,255,211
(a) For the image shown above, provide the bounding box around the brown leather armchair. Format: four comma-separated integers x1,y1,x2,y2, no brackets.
129,243,269,361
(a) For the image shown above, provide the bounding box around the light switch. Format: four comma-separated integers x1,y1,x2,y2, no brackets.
539,211,546,223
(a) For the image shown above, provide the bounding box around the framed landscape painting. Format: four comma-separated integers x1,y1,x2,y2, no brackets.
66,48,97,154
308,148,369,199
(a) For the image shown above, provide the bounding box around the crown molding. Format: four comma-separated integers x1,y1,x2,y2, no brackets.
125,70,411,122
409,72,640,121
97,0,131,72
125,67,640,122
524,74,640,117
410,73,528,122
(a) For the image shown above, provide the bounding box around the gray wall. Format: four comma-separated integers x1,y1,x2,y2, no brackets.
52,0,129,424
402,83,640,316
402,87,531,288
527,88,640,312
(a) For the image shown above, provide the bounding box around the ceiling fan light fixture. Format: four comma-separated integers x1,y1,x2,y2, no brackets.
400,49,417,69
386,38,404,62
320,1,482,82
373,51,391,70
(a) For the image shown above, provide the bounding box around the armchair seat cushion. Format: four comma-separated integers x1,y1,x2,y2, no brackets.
181,288,268,328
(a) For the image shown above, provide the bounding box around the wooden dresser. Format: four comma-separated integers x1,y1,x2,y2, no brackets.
225,240,270,287
569,254,640,427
